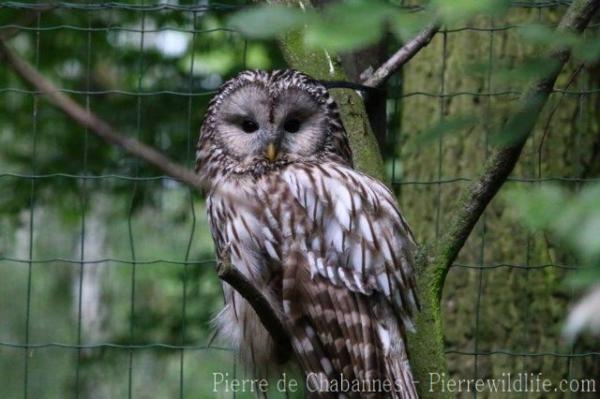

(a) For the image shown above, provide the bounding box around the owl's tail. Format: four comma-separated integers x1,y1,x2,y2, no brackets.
375,299,419,399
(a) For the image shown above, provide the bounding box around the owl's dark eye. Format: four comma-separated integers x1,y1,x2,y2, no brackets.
241,119,259,133
283,118,301,133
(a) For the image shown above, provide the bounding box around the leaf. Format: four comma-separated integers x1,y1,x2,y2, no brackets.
508,183,600,288
565,266,600,288
518,24,580,48
390,12,432,42
505,185,566,230
411,115,477,146
432,0,509,24
304,0,393,52
227,5,308,39
469,57,560,86
574,39,600,63
555,185,600,260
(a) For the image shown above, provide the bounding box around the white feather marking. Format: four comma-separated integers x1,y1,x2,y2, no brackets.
283,300,291,314
281,210,292,238
377,273,392,296
394,269,406,286
326,223,344,253
324,309,336,323
334,202,351,231
358,214,374,242
264,240,279,261
316,257,327,277
311,236,321,252
263,208,278,229
324,49,335,75
349,244,364,274
353,273,368,294
402,314,416,333
308,251,318,278
393,290,404,309
377,324,391,353
261,226,274,241
320,357,334,375
381,237,394,264
301,337,312,351
408,289,418,308
338,268,355,291
330,182,352,229
326,265,338,284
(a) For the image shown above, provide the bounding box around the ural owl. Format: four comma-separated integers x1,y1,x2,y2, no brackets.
196,69,418,398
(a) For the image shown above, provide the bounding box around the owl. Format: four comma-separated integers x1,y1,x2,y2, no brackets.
196,69,418,398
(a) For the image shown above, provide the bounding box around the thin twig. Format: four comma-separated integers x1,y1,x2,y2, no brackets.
0,39,203,191
430,0,600,302
363,23,439,88
216,257,292,356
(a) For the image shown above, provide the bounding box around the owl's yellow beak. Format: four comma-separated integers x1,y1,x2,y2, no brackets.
265,142,278,162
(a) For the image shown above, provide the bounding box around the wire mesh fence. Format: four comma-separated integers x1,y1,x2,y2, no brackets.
0,1,599,398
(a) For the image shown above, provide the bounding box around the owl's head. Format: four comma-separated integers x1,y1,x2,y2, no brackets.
196,69,352,181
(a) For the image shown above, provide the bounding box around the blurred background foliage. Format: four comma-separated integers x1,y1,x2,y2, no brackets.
0,0,599,398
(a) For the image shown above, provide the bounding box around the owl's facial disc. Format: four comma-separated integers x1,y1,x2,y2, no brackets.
215,83,328,164
274,88,329,159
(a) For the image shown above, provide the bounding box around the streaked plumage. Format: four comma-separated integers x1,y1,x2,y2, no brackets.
196,69,418,398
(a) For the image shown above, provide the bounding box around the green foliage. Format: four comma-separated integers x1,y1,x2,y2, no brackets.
519,24,600,63
430,0,509,24
302,0,393,51
507,184,600,287
229,0,514,53
229,0,413,52
409,115,478,147
228,5,309,39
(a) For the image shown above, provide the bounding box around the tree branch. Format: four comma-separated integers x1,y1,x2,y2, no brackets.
362,23,439,88
0,39,203,191
216,255,292,358
429,0,600,302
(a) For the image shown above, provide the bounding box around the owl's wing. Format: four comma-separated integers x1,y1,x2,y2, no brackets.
258,161,418,397
278,161,419,329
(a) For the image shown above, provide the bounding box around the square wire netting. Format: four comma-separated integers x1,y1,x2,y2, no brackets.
0,1,598,398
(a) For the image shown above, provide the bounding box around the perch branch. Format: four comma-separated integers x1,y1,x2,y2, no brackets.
216,256,292,354
0,39,203,191
429,0,600,302
362,23,439,88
